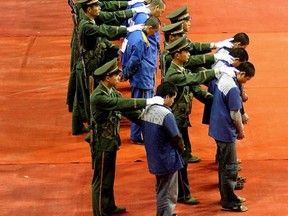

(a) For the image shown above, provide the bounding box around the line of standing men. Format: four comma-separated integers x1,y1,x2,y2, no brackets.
66,0,255,215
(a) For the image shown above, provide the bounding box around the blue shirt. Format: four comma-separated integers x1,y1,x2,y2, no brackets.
121,30,155,90
209,74,242,142
126,10,160,71
141,105,184,175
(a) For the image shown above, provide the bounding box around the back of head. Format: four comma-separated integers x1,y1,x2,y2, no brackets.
233,32,250,46
144,16,161,28
156,81,178,98
237,62,255,77
229,48,249,62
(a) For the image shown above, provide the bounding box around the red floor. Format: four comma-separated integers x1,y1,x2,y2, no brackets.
0,0,288,215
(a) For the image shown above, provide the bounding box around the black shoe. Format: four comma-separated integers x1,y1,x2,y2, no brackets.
221,205,248,212
72,126,89,135
112,206,126,214
187,155,201,163
131,139,144,144
178,196,199,205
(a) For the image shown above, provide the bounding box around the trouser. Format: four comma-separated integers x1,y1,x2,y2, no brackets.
92,150,117,216
66,33,79,112
71,62,90,134
130,87,154,141
178,127,192,162
177,163,191,201
156,172,178,216
215,140,242,208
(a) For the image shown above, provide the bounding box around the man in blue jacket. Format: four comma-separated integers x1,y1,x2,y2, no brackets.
141,81,185,216
121,15,161,143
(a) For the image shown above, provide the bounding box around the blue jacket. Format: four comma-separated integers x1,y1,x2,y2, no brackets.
141,105,184,175
122,30,155,90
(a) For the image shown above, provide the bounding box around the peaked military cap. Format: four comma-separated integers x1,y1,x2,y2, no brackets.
162,21,185,35
165,36,191,54
77,0,102,6
165,5,191,23
94,58,121,77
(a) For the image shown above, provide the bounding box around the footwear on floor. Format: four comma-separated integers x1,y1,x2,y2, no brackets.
178,196,200,205
112,206,126,214
187,155,201,163
131,139,144,144
237,196,246,203
72,126,89,135
221,205,248,212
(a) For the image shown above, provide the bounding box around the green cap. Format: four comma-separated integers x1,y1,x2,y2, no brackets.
77,0,102,6
165,36,191,54
165,5,191,23
162,21,185,35
94,58,121,77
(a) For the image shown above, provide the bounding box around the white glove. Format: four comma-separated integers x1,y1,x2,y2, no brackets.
216,66,239,78
215,38,234,49
127,24,144,32
133,5,150,14
146,96,164,106
214,53,234,64
128,0,145,5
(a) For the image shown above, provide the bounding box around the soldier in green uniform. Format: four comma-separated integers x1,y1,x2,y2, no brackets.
164,36,238,204
164,6,234,162
160,21,234,82
160,21,185,81
67,0,142,112
90,58,163,216
70,0,147,135
165,5,235,73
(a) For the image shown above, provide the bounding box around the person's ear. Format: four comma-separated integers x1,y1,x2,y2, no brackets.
234,42,240,47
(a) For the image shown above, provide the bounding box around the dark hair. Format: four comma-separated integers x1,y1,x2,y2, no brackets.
233,32,250,46
81,4,89,12
144,16,161,28
236,62,255,77
164,32,184,43
229,48,249,62
156,81,178,98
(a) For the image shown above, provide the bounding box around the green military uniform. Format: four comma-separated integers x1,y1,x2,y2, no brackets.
165,5,217,72
67,0,130,111
160,21,185,80
164,37,215,203
90,58,147,216
70,0,133,134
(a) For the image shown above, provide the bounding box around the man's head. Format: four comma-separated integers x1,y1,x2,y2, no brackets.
94,58,122,87
236,62,255,84
232,32,250,49
156,81,178,107
149,0,166,17
162,21,185,43
229,48,249,67
143,16,161,36
165,6,191,32
165,36,191,64
78,0,102,17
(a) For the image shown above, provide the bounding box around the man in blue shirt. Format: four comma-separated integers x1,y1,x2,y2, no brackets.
209,62,255,212
141,81,184,216
121,0,166,143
